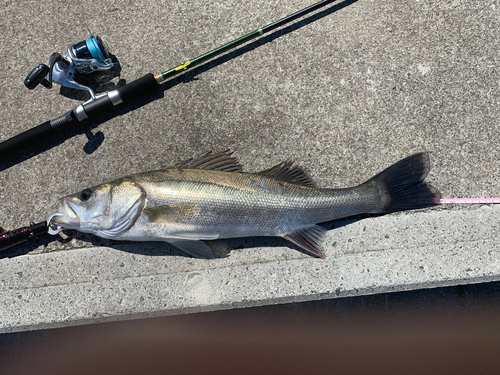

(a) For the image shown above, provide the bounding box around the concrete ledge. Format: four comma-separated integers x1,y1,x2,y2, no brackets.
1,204,499,333
1,0,500,334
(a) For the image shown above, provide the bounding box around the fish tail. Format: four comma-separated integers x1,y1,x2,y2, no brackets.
364,152,441,213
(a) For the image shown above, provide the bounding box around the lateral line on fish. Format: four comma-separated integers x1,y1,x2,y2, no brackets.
438,198,500,204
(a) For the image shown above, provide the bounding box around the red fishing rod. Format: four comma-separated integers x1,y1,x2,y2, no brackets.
0,213,61,252
0,222,48,251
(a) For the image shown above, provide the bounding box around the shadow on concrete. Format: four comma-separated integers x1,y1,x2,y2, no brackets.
0,0,358,173
0,232,72,259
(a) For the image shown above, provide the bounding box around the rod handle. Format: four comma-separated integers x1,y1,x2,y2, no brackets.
0,112,75,159
0,74,159,161
0,111,75,160
117,73,160,103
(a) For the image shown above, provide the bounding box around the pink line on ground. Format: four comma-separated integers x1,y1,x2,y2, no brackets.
438,198,500,204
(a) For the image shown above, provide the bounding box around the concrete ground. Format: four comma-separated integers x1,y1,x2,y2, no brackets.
1,0,499,331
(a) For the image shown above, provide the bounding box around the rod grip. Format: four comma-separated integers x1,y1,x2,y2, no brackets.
0,111,75,160
117,73,160,103
0,74,158,161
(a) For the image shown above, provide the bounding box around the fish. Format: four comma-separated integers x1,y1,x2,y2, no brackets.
53,150,440,259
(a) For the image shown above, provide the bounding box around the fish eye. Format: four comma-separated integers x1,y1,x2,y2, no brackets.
80,189,93,201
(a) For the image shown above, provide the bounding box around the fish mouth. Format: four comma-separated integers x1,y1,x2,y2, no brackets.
53,198,81,228
55,192,145,238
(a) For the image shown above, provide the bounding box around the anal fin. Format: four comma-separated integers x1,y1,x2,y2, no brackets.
165,238,215,259
283,225,326,259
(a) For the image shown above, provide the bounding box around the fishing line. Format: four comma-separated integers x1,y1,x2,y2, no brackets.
438,198,500,204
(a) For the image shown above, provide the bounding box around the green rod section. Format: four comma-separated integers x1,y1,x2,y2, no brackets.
155,29,263,84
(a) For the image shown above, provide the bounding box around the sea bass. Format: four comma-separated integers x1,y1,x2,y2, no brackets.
53,151,440,259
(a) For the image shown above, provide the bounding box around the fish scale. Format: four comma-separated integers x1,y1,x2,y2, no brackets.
135,169,371,233
53,151,440,259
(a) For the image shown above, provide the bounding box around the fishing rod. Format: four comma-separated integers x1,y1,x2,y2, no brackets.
0,0,344,161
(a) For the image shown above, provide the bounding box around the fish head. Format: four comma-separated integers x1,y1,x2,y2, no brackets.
55,179,146,239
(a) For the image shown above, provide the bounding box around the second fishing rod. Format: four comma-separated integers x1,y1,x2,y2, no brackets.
0,0,342,161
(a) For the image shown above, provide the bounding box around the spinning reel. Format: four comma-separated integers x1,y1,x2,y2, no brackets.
2,0,349,164
24,32,113,100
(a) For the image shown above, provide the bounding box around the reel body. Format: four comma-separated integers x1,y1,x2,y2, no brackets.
24,34,113,100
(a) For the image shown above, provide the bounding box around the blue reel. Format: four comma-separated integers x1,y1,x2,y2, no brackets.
69,35,112,73
24,32,114,98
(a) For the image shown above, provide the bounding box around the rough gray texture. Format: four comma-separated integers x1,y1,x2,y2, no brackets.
1,0,499,332
2,205,500,333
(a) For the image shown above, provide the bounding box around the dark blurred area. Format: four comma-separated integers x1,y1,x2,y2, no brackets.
1,282,500,375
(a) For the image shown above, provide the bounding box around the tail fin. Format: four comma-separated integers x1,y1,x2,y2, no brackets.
364,152,441,213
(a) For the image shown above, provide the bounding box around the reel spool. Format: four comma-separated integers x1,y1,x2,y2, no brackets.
24,33,113,100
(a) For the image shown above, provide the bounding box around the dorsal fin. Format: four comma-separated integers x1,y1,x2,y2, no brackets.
257,161,316,187
175,150,243,172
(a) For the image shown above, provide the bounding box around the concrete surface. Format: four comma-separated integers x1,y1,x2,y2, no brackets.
1,0,499,331
1,205,500,332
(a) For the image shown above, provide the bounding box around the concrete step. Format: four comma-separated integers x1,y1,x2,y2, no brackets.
1,205,499,333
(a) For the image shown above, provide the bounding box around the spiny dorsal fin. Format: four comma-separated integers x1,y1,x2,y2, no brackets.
257,161,316,187
283,225,326,259
175,150,243,172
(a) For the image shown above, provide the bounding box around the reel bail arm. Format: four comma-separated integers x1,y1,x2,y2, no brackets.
24,34,113,98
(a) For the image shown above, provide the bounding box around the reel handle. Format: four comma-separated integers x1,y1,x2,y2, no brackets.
24,63,51,89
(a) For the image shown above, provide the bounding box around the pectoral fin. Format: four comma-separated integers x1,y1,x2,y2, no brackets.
283,225,326,259
165,238,215,259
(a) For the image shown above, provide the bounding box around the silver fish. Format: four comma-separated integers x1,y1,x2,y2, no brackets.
53,151,440,259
